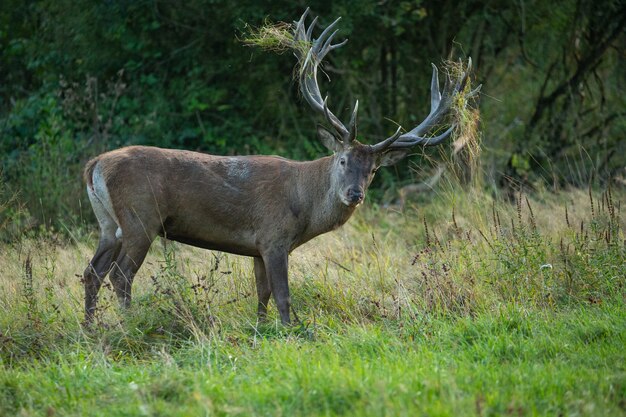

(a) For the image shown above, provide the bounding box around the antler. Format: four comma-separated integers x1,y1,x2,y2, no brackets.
293,8,357,144
369,59,481,153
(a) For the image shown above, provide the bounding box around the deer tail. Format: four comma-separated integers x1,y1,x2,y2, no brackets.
83,156,100,189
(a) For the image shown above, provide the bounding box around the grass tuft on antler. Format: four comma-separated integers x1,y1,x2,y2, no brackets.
444,59,482,185
242,20,311,57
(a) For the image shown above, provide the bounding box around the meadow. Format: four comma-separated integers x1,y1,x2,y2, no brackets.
0,186,624,416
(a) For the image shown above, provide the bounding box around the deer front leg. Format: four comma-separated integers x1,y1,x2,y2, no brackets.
254,256,271,322
262,250,291,325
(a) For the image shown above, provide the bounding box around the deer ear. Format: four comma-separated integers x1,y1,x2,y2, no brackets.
379,150,409,166
317,125,344,153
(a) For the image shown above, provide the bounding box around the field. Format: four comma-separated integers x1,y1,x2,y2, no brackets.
1,187,624,416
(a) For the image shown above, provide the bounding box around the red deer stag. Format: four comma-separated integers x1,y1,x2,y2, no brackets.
82,9,478,324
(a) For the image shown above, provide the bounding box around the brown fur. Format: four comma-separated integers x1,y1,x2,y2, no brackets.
82,145,382,324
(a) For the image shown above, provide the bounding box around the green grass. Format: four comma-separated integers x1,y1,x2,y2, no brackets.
1,187,625,416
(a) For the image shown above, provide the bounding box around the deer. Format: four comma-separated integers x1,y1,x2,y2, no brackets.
82,8,479,325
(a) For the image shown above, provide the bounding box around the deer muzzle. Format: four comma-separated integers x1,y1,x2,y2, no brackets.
346,187,365,206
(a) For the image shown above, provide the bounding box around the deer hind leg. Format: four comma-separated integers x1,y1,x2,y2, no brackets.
108,213,158,310
254,257,271,322
84,185,123,323
84,231,121,323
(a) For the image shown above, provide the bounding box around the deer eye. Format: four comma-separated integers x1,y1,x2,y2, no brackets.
339,158,346,166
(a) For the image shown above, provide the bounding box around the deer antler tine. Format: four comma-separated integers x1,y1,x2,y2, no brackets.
305,16,318,41
443,71,452,97
348,100,359,142
294,9,310,43
295,7,310,28
294,10,353,141
430,63,441,111
322,95,330,118
392,125,455,148
329,38,348,51
368,125,402,152
425,125,455,145
455,65,470,94
322,96,347,140
316,17,342,49
321,29,340,56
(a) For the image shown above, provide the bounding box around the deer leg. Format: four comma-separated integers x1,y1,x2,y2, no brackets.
83,192,122,324
84,235,122,323
262,250,291,325
254,256,271,321
109,222,155,309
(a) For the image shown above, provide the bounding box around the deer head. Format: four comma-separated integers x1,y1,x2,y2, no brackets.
292,8,480,207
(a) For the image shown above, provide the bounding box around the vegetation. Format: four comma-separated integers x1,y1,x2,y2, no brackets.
1,187,625,416
1,0,625,231
1,1,625,415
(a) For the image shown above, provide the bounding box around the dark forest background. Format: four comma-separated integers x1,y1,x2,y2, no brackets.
1,0,625,233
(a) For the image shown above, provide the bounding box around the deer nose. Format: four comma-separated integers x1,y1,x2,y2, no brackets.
347,187,364,204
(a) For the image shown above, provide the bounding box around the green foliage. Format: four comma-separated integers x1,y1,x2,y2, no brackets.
1,0,625,231
0,175,31,241
11,94,79,228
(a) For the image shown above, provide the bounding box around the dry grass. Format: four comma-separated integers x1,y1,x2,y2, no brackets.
444,59,482,186
242,21,295,52
0,186,622,332
0,187,624,416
